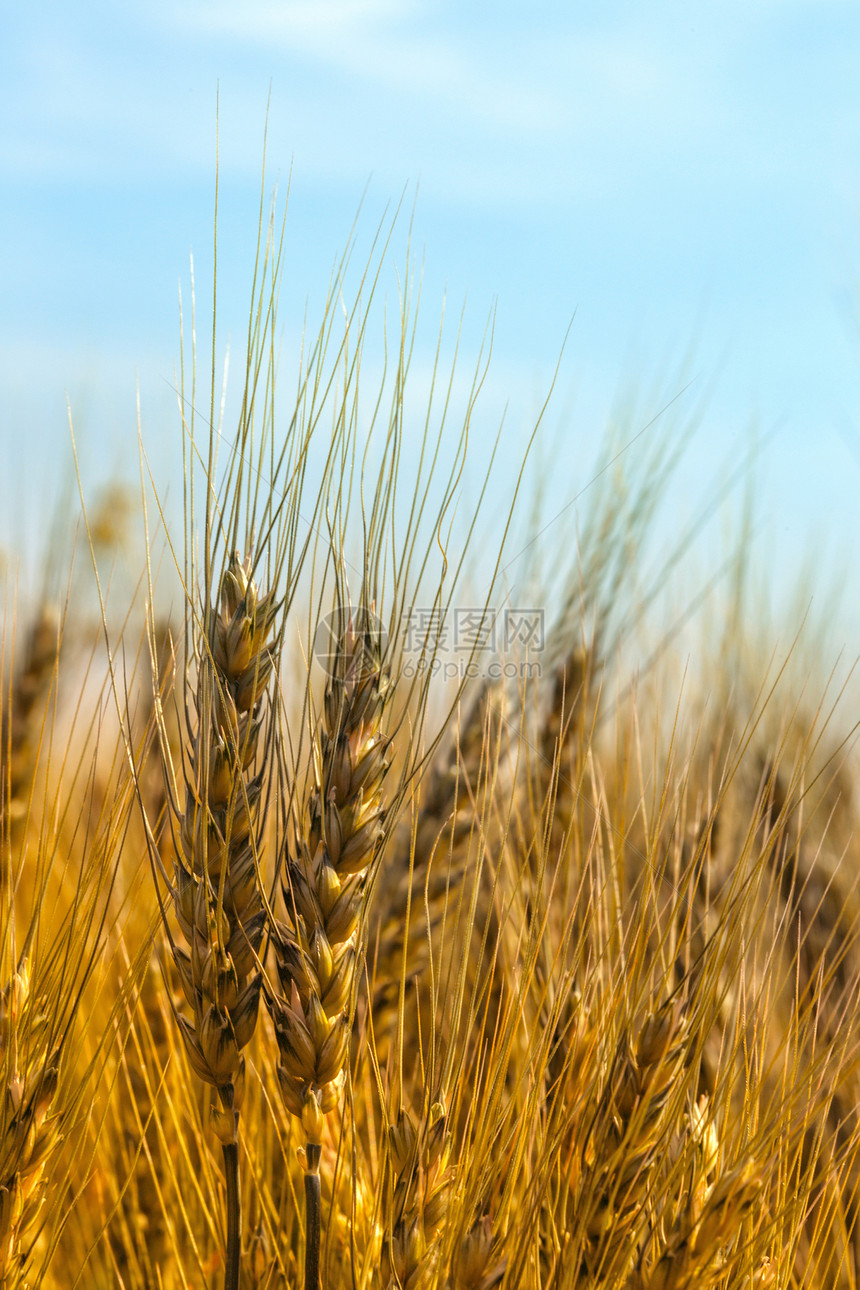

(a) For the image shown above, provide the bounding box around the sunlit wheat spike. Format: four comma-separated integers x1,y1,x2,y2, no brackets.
270,600,390,1144
138,616,179,867
382,1097,453,1290
451,1215,506,1290
1,605,58,871
561,997,689,1284
370,678,497,1026
168,552,277,1147
632,1157,763,1290
268,589,396,1290
0,962,62,1288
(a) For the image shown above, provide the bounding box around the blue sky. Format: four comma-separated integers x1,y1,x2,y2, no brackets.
3,1,860,642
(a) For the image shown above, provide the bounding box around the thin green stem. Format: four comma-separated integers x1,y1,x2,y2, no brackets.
223,1141,241,1290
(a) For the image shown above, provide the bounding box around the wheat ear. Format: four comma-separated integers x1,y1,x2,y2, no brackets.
0,962,62,1289
1,607,58,880
632,1157,762,1290
269,601,389,1290
371,679,495,1035
573,997,688,1283
167,552,277,1290
384,1097,453,1290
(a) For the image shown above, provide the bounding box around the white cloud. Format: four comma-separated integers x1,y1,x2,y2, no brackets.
161,0,566,135
6,0,859,215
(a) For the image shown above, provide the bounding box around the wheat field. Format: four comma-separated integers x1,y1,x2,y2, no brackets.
1,188,858,1290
